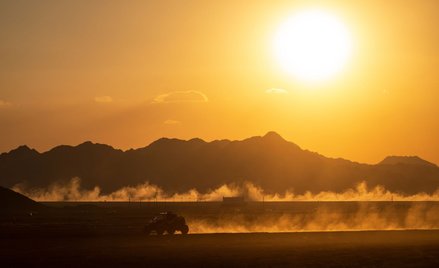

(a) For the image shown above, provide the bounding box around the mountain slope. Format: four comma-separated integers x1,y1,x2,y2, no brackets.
1,132,438,195
0,186,44,212
379,156,437,167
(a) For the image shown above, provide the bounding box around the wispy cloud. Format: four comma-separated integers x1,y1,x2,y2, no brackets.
265,88,288,94
153,90,208,104
0,100,12,108
94,96,113,103
163,119,181,125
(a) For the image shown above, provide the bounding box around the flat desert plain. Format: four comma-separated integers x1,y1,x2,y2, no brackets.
1,202,439,267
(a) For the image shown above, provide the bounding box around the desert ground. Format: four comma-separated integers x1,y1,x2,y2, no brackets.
2,202,439,267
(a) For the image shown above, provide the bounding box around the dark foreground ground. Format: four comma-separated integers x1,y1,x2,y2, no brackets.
2,202,439,267
1,230,439,267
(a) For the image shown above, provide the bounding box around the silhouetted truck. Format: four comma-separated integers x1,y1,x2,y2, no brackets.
144,212,189,235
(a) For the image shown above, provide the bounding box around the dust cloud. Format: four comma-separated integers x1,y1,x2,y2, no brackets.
188,203,439,233
12,177,439,202
11,178,439,233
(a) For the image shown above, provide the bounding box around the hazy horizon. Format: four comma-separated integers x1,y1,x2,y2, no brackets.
3,131,438,166
2,0,439,165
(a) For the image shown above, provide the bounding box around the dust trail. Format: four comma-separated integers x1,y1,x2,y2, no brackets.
11,178,240,202
12,177,439,202
11,178,439,233
187,203,439,233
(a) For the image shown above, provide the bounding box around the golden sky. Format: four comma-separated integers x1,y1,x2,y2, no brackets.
1,0,439,164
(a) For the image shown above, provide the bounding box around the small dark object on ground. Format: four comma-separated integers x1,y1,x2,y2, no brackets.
144,211,189,235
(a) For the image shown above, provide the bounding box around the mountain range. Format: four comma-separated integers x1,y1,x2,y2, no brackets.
1,131,438,195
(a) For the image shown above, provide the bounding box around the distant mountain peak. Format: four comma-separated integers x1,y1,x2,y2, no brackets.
77,141,115,149
188,138,205,143
379,155,436,167
11,145,31,152
236,131,301,151
149,137,206,147
262,131,285,141
149,137,178,146
5,145,39,157
78,141,94,146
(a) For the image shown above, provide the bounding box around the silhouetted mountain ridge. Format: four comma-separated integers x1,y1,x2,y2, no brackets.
1,132,438,195
0,186,44,212
379,156,437,167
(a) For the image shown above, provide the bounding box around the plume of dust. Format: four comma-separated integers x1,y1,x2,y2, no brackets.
11,177,439,202
11,177,240,202
188,203,439,233
11,178,439,233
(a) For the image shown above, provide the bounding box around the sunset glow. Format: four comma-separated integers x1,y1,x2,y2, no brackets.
1,1,439,164
274,9,353,82
2,2,439,266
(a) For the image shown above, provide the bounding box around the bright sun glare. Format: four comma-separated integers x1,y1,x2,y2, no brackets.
274,9,353,82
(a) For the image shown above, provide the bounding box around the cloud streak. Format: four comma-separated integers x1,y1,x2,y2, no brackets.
265,88,288,94
153,90,208,104
0,100,12,108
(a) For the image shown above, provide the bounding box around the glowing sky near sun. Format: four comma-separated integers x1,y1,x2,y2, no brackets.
274,9,353,82
1,0,439,164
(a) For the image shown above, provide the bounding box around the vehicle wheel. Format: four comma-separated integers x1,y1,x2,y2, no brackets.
167,229,175,235
156,229,164,235
180,225,189,235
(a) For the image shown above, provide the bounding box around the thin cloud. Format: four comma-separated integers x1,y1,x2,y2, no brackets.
163,119,181,125
94,96,113,103
153,90,208,104
0,100,12,108
266,88,288,94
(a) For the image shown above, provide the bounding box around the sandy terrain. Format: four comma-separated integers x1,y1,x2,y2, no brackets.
2,202,439,267
1,230,439,267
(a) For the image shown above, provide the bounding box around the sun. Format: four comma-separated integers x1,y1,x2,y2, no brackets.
274,9,353,82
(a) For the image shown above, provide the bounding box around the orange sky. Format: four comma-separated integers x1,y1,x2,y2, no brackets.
1,0,439,164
